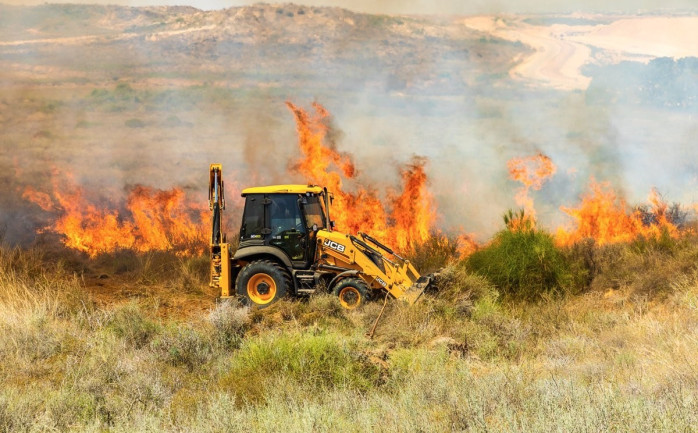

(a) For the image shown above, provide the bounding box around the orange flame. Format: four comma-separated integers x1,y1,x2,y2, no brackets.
36,173,208,257
286,101,435,253
507,153,556,225
555,180,678,246
456,232,478,258
23,186,54,211
388,157,436,252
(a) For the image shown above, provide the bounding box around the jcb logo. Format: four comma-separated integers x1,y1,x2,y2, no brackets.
375,277,388,287
323,239,346,253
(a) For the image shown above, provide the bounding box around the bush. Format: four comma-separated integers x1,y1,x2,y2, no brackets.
466,226,572,300
151,324,212,372
207,300,249,349
630,228,680,255
433,264,498,315
105,302,160,349
219,331,380,403
406,233,459,274
435,264,497,300
171,255,210,293
565,235,698,298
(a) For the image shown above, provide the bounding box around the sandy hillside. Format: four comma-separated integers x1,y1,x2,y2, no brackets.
462,15,698,90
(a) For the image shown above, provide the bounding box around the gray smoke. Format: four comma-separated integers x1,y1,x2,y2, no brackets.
1,3,696,247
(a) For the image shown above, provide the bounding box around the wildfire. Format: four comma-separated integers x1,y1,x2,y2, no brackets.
507,153,556,226
504,153,682,246
456,233,478,258
555,180,678,246
32,100,688,261
22,186,53,211
388,157,436,252
25,174,208,257
286,101,435,253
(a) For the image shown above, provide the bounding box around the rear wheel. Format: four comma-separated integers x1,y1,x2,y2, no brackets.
236,260,291,307
333,278,370,310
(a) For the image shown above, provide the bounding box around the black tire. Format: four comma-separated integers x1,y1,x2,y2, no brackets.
332,278,370,310
236,260,291,308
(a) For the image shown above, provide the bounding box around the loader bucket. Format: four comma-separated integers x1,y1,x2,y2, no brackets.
397,274,436,305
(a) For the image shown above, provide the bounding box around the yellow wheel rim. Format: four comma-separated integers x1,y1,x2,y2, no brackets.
247,273,277,305
338,286,361,309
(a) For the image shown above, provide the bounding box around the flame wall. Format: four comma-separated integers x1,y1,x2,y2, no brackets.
1,5,697,255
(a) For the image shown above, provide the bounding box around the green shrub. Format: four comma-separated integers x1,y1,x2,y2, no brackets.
570,236,698,298
219,331,380,403
114,82,135,99
561,238,597,290
466,225,572,300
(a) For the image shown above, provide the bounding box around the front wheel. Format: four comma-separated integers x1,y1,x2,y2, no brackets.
333,278,370,310
236,260,290,307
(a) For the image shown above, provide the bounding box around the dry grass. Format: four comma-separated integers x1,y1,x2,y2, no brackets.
0,243,697,431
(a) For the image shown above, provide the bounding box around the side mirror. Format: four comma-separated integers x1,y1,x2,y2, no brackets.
330,220,336,229
312,223,319,232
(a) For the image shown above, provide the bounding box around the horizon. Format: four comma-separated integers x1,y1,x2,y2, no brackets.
2,0,698,14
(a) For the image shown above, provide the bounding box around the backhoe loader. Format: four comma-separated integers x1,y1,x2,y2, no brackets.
209,164,434,309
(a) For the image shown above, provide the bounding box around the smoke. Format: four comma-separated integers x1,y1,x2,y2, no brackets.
1,4,697,249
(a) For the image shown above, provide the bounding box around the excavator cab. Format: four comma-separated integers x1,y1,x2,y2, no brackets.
238,188,327,267
209,164,434,309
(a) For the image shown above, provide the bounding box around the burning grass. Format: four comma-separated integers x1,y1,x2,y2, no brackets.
555,181,681,247
23,173,209,258
15,101,697,266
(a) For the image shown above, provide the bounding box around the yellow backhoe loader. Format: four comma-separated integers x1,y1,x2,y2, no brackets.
209,164,434,309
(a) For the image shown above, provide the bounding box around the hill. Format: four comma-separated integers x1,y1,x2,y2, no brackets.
1,4,697,242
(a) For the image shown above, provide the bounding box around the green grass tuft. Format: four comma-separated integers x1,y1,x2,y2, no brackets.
219,330,381,403
466,224,573,300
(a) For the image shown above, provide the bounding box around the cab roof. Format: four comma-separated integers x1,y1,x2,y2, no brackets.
241,185,324,196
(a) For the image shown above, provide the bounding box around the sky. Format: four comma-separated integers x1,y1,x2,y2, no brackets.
2,0,697,14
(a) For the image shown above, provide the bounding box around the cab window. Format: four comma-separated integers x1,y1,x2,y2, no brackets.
270,194,304,236
240,194,264,240
303,195,326,229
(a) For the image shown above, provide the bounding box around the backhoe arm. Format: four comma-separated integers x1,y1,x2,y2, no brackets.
209,164,225,245
209,164,232,296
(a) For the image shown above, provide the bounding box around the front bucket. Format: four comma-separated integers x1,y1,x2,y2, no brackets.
398,274,435,305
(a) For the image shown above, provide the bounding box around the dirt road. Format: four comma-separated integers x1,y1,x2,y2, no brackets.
461,15,698,90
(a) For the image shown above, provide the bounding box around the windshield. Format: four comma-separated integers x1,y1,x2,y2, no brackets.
269,194,304,236
303,195,326,229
